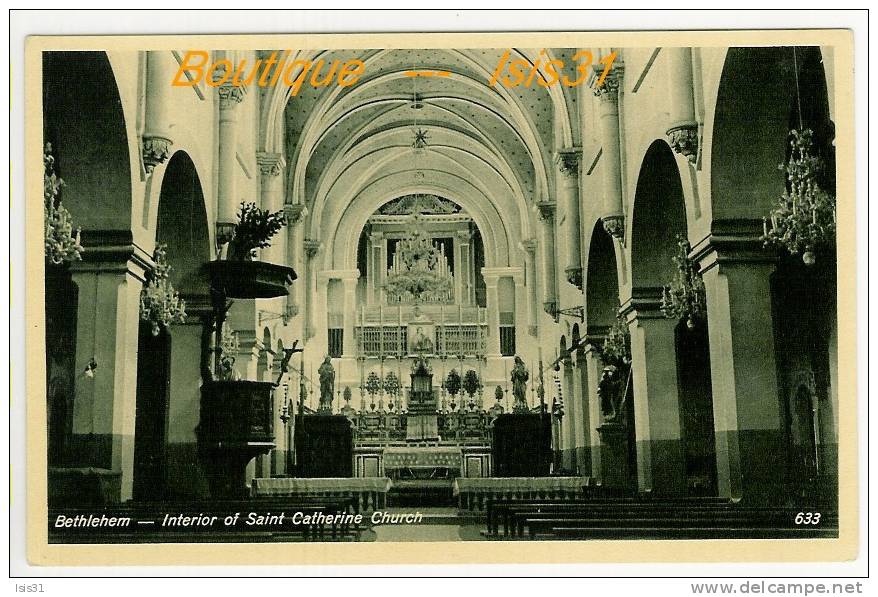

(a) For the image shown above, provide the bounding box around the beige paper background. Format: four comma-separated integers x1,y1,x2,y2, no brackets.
23,29,857,567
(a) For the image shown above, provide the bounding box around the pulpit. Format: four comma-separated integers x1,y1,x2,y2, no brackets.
492,413,552,477
294,415,353,478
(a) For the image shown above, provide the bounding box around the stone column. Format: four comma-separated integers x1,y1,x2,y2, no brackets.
665,47,698,163
583,342,605,484
556,148,583,289
481,271,502,357
520,238,539,337
625,296,686,496
70,251,150,502
455,229,472,304
536,202,558,318
562,356,577,472
303,239,321,340
594,64,625,241
142,51,174,173
697,242,785,504
341,272,360,358
216,77,246,245
256,152,285,263
575,347,594,477
512,268,527,349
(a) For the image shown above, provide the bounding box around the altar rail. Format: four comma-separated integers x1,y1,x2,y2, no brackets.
452,477,593,512
251,477,393,512
356,324,487,357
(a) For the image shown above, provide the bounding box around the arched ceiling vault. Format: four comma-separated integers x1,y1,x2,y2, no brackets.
261,47,577,263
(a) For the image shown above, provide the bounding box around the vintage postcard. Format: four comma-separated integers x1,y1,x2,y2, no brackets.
23,29,857,566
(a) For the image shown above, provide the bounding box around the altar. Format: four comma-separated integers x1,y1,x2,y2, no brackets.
384,445,461,479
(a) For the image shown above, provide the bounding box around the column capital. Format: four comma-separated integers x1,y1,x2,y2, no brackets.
303,238,322,258
256,152,286,177
519,238,538,254
369,230,385,242
535,201,556,222
283,203,307,224
141,135,172,174
455,228,473,242
666,126,699,164
593,62,624,102
217,83,246,109
554,147,582,178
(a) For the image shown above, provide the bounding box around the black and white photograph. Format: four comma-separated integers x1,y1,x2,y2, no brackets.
18,24,860,570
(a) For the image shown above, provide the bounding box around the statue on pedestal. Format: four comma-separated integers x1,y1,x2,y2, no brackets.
511,356,530,413
598,365,623,423
318,356,335,414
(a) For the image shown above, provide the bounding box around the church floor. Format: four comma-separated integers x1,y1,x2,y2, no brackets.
362,508,487,542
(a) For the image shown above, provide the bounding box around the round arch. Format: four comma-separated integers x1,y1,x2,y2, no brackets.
705,46,833,223
42,51,133,232
154,151,212,297
585,220,620,335
629,140,688,292
329,177,511,272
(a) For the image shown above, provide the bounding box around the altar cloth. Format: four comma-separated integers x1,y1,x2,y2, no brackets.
383,446,462,469
251,477,392,496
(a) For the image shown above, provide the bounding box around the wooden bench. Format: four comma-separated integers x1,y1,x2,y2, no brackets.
483,497,838,540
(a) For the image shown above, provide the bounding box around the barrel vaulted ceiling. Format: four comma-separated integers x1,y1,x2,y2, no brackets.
267,48,581,269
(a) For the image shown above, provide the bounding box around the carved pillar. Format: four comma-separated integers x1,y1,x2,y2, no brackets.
216,77,246,244
256,152,285,263
142,51,174,173
341,272,360,358
697,241,784,504
584,342,605,484
520,238,539,337
665,47,698,163
556,148,583,289
303,239,321,340
481,271,502,357
369,231,385,305
536,202,558,318
625,295,686,496
283,204,306,319
594,64,625,241
69,249,150,502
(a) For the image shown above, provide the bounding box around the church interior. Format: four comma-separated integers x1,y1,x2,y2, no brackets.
42,46,840,542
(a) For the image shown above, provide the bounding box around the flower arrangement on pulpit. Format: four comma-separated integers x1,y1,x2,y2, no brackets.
43,143,83,265
762,129,836,266
226,201,287,261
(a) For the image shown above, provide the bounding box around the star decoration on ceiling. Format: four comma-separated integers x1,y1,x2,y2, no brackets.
411,128,430,151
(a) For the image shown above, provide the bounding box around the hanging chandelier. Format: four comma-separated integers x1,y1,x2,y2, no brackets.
384,212,454,303
762,48,836,266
